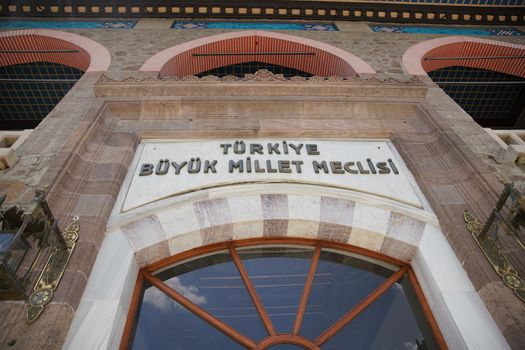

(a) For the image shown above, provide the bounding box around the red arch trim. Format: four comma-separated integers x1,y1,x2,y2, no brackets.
402,36,525,78
141,31,375,78
0,29,111,72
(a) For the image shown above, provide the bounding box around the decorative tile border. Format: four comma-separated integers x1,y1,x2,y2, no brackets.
370,25,523,36
1,2,523,25
172,21,338,31
368,0,523,4
0,20,136,29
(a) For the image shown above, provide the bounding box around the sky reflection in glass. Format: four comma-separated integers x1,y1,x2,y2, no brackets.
158,251,268,341
322,280,427,350
131,284,245,350
300,250,394,339
239,246,314,334
129,245,439,349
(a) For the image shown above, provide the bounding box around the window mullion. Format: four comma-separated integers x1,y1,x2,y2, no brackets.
229,245,277,336
292,244,321,335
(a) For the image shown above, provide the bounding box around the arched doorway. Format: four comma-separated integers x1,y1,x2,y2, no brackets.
140,30,375,78
0,29,111,129
402,36,525,128
62,176,509,350
120,239,446,349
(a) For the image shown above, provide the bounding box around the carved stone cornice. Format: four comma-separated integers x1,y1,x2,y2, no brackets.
96,70,424,85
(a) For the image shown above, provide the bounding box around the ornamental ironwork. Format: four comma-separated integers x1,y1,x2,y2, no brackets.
464,183,525,303
0,188,79,322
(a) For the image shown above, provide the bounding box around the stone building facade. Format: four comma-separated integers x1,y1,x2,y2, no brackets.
1,5,525,350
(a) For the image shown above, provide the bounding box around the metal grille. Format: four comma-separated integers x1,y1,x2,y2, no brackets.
0,62,83,129
428,66,525,128
196,61,313,78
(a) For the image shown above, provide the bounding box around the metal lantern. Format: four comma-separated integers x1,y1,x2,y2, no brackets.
0,189,66,300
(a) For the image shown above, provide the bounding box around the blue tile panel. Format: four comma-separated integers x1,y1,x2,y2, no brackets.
172,22,338,31
0,20,136,29
370,25,523,36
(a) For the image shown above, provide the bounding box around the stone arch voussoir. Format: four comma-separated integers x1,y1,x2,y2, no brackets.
118,192,430,267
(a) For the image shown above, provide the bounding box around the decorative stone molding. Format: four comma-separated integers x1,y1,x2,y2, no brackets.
0,130,32,170
94,71,426,99
96,70,424,85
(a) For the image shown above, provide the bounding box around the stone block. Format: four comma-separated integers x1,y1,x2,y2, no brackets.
261,194,288,220
263,219,288,237
319,196,355,226
0,130,32,169
318,222,352,242
121,214,167,252
0,147,18,170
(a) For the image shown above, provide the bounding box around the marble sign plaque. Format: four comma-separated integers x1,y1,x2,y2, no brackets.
122,140,422,212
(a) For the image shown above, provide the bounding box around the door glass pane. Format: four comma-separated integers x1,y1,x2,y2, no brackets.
321,278,437,350
238,246,314,334
131,284,245,350
155,251,268,341
300,250,394,339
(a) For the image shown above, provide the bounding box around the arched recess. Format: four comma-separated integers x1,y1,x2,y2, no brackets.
0,30,111,129
402,36,525,128
0,29,111,72
140,30,375,78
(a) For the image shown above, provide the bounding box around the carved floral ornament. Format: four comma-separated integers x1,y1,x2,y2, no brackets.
96,69,424,85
